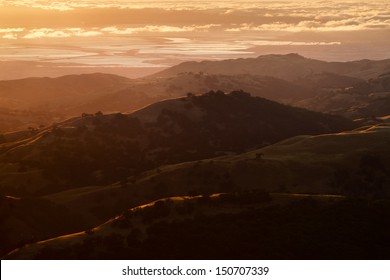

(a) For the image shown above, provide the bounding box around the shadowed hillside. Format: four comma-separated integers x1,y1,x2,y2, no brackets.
1,116,388,259
0,194,84,257
5,193,390,260
25,120,388,233
0,91,354,196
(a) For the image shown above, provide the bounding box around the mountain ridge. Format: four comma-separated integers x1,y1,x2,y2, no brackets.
151,53,390,81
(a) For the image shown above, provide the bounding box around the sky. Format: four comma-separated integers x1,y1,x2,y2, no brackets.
0,0,389,79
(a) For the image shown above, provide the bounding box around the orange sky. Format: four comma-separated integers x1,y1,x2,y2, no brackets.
0,1,389,79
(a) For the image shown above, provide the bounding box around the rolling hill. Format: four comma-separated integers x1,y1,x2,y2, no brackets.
146,54,390,118
0,91,354,197
0,72,313,133
297,72,390,118
74,73,314,114
71,55,390,120
0,73,133,133
5,191,390,260
0,71,315,133
151,53,390,81
2,54,390,133
24,118,387,237
1,116,388,259
1,57,389,260
0,73,131,111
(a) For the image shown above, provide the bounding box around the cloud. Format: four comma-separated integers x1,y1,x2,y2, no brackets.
226,15,390,33
1,1,276,11
22,28,102,39
8,0,74,11
237,40,341,46
2,33,18,39
17,25,218,40
0,28,23,39
23,29,71,39
2,1,389,33
101,25,220,35
165,38,192,43
2,1,389,68
0,28,24,33
70,29,103,37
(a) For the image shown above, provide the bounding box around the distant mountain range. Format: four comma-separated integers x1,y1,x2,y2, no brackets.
0,73,131,113
1,54,390,133
152,53,390,81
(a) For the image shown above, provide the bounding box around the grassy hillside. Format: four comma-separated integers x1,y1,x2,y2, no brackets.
1,120,389,259
43,121,389,221
0,91,354,196
5,193,390,259
3,120,381,253
1,90,388,260
297,73,390,118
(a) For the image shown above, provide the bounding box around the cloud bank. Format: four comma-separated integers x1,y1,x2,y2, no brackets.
0,1,389,76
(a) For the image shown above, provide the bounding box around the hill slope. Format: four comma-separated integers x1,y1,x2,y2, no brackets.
0,91,354,196
1,120,388,259
74,73,314,114
5,192,390,260
152,53,390,81
39,121,390,226
0,194,85,257
0,72,313,133
0,73,132,110
2,54,389,133
297,73,390,118
0,73,132,132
